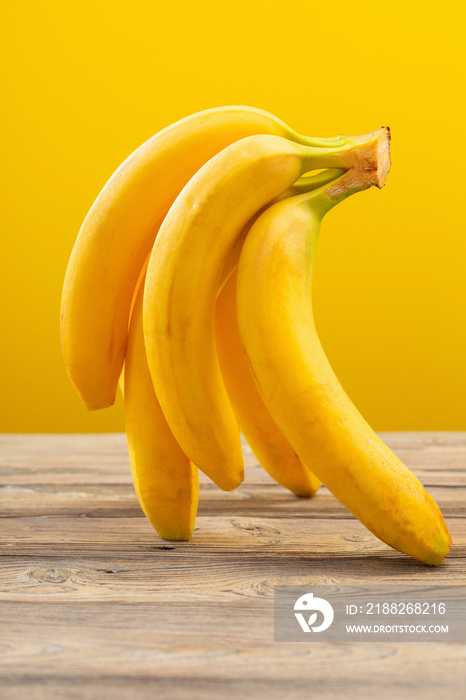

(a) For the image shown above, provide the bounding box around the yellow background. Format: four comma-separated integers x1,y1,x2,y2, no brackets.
2,1,465,432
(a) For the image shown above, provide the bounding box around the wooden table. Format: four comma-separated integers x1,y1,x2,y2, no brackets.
0,433,465,699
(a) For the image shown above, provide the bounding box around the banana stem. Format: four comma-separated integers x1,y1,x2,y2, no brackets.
286,127,349,149
284,169,346,197
296,128,391,218
300,127,391,184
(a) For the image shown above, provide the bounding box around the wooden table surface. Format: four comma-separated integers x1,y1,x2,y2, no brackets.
0,432,465,699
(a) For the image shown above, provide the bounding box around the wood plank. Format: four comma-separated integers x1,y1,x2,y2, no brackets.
1,482,464,518
1,555,465,602
0,515,464,558
1,433,466,484
0,434,131,485
1,600,466,671
0,675,464,700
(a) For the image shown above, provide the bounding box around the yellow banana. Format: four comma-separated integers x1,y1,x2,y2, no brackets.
215,170,344,497
118,253,151,399
61,106,349,411
236,141,452,565
124,275,198,541
216,269,320,497
143,130,389,491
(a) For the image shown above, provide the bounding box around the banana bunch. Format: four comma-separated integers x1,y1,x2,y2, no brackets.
61,106,452,564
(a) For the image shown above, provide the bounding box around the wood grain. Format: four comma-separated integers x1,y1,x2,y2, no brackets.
0,433,465,700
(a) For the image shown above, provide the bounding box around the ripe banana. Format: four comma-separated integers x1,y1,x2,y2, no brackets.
215,268,319,497
61,105,350,411
124,275,198,541
143,130,389,491
215,170,344,497
236,145,452,565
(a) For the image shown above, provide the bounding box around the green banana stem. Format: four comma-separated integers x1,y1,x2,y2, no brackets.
285,125,349,149
283,169,346,198
286,122,389,153
298,127,391,176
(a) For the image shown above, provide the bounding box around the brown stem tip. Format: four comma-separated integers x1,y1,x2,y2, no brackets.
375,127,391,188
327,127,391,198
348,126,391,189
